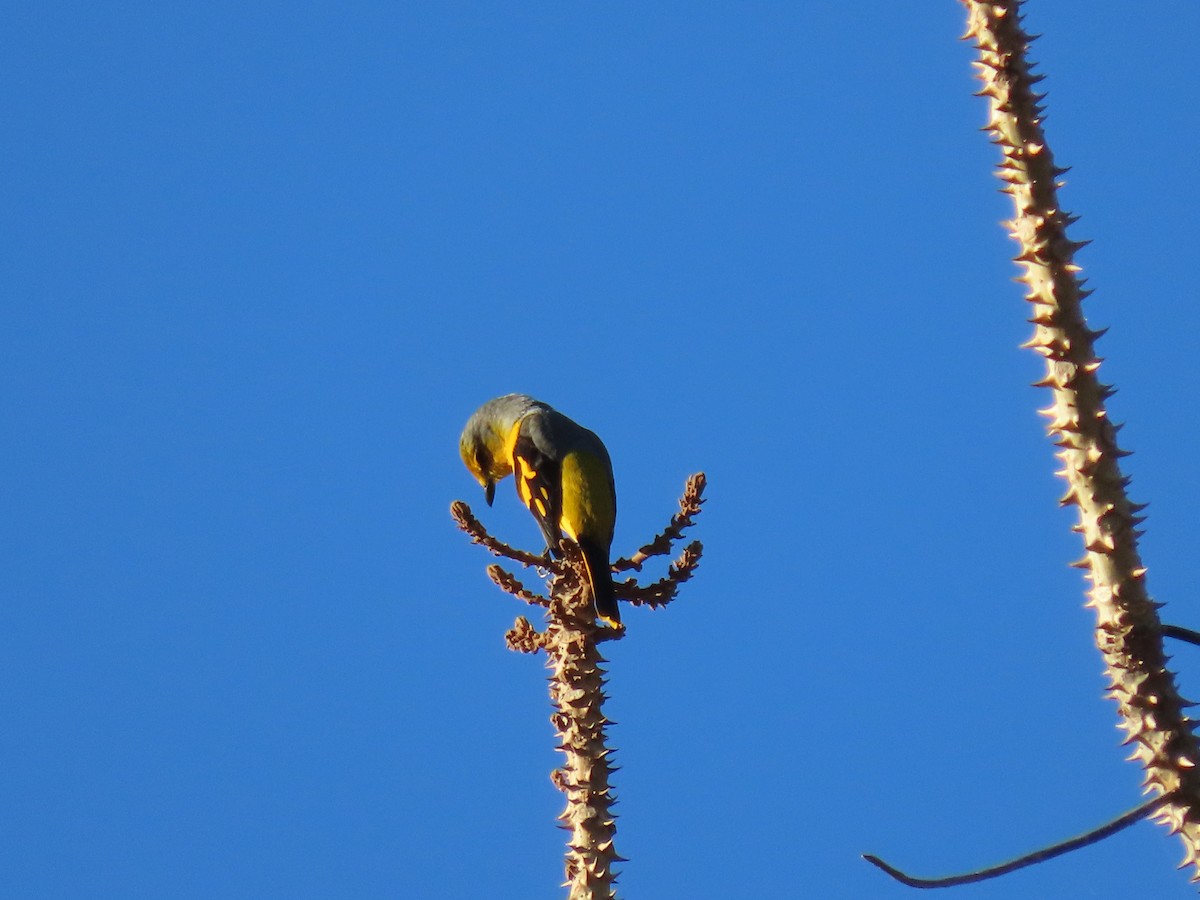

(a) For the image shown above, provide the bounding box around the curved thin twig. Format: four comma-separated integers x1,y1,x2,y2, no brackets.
863,792,1172,889
1162,625,1200,648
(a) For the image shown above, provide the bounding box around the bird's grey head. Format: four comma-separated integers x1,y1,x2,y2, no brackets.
459,394,549,505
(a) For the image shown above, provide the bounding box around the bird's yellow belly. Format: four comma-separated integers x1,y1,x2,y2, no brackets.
559,450,614,544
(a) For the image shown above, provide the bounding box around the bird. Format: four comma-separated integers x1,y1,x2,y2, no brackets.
459,394,621,628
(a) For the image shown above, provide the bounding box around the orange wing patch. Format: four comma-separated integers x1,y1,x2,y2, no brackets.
513,449,562,550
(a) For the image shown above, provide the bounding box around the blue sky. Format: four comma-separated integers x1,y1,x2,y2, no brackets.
4,2,1199,897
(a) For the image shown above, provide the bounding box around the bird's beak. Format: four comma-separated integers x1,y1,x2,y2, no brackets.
485,480,495,506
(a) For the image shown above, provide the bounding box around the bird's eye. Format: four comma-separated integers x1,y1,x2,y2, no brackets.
475,450,488,473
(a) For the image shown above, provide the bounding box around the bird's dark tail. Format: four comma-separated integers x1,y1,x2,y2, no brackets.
577,538,621,628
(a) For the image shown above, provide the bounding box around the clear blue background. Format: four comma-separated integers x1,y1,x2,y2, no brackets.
4,2,1199,897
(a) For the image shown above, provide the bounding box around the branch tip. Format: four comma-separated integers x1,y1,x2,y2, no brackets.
451,500,560,569
865,791,1172,888
487,564,550,607
612,472,707,572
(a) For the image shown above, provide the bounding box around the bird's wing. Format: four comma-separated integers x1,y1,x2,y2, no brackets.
511,414,564,554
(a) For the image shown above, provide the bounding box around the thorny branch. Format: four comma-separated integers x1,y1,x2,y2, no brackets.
451,500,560,570
452,473,706,899
921,0,1200,882
612,472,706,573
505,616,546,654
487,565,550,608
617,541,703,610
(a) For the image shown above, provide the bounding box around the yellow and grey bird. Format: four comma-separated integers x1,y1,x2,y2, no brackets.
459,394,621,628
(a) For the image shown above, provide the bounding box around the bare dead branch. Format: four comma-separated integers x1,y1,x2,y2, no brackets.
454,473,707,897
864,792,1173,889
612,473,706,572
619,541,703,609
544,564,621,897
451,500,561,570
487,564,550,607
505,616,546,654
